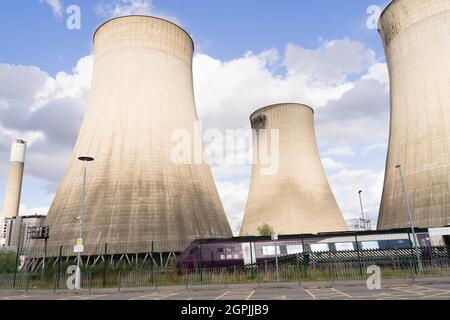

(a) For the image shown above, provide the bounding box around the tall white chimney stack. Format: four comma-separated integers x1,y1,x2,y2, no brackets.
2,139,26,219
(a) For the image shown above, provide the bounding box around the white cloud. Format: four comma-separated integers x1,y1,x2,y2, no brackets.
0,56,93,192
19,204,49,217
193,46,358,131
40,0,63,18
324,145,355,157
216,180,249,236
95,0,179,24
284,39,376,85
322,157,346,171
362,62,389,85
363,142,388,155
328,168,385,226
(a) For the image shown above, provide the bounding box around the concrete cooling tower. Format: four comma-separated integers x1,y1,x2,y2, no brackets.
377,0,450,229
240,103,348,236
44,16,232,248
2,139,26,219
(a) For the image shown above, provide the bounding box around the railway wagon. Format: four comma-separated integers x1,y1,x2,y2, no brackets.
177,227,450,270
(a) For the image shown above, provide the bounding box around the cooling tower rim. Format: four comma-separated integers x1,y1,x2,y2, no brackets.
93,15,194,50
378,0,395,25
250,103,314,119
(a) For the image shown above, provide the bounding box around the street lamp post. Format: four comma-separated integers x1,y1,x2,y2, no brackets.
395,164,423,271
76,155,94,289
358,190,367,230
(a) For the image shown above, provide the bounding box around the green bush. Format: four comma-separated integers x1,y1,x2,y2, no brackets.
0,251,17,273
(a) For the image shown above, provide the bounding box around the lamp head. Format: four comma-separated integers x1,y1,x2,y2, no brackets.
78,155,94,162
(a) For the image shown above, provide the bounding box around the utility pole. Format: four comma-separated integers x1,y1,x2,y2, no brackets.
395,165,423,271
75,155,94,289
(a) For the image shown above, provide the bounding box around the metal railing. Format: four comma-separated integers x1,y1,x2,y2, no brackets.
1,261,450,292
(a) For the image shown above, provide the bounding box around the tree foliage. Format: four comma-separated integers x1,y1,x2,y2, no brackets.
257,223,274,236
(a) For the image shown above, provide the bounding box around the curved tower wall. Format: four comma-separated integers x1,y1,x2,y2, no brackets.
378,0,450,229
240,104,348,236
2,139,26,219
44,16,232,248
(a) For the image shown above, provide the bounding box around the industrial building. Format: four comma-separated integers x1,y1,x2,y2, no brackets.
42,16,232,253
240,103,348,236
377,0,450,229
1,214,46,248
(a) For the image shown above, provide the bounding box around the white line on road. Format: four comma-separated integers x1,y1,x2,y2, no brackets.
214,291,230,300
245,290,255,300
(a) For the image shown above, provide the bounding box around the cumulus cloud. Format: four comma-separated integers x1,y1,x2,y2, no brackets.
95,0,179,24
322,158,346,171
0,36,389,231
284,39,377,85
0,56,93,196
328,169,385,227
40,0,63,18
216,181,250,236
324,145,355,157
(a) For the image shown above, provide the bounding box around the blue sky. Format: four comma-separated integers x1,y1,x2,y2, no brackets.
0,0,392,234
0,0,388,74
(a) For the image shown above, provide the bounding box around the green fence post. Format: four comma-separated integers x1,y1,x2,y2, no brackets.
354,233,363,277
25,273,29,293
103,243,108,288
199,243,203,283
13,245,20,288
89,272,92,293
118,271,121,292
150,241,154,285
301,237,307,279
407,231,418,274
249,241,254,279
185,269,189,290
56,246,62,291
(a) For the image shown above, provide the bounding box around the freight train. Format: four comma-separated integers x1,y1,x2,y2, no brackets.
177,227,450,270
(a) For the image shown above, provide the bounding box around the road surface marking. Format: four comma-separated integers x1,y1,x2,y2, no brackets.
332,288,352,298
303,289,316,299
245,290,255,300
79,294,109,300
155,292,181,300
128,292,164,300
58,295,82,300
389,287,425,296
214,291,230,300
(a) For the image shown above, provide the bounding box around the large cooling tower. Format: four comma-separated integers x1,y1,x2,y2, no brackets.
240,104,348,236
1,139,26,219
44,16,232,247
377,0,450,229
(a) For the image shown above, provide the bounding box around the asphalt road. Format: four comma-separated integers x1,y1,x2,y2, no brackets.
1,281,450,300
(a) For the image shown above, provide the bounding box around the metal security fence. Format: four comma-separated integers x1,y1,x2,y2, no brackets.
1,261,450,292
0,273,28,290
